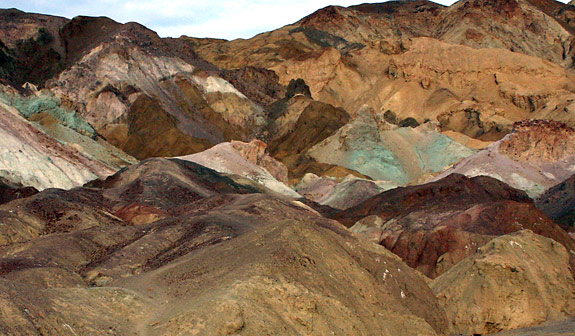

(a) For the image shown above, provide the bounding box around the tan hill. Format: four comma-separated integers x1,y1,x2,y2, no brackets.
189,0,575,145
431,230,575,334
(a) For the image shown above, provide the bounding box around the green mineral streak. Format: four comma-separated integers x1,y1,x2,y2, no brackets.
349,148,409,185
336,119,410,184
405,129,476,173
0,92,95,137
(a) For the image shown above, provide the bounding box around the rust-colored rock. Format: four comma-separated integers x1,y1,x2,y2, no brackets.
334,174,575,278
500,120,575,162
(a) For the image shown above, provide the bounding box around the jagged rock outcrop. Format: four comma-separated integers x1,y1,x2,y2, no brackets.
435,120,575,197
431,230,575,334
334,174,575,278
230,139,289,183
0,158,448,335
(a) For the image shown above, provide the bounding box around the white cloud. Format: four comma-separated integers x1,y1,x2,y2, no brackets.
1,0,572,40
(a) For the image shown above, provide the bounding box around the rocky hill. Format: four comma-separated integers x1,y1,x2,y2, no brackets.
434,119,575,197
333,173,575,278
0,159,448,335
432,230,575,334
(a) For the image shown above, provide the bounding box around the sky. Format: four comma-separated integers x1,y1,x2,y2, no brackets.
1,0,571,40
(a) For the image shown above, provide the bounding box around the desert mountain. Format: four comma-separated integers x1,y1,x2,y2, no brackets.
2,1,575,335
3,1,575,189
0,9,275,162
190,0,575,144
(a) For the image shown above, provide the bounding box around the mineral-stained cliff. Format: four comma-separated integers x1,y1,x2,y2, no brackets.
0,85,136,190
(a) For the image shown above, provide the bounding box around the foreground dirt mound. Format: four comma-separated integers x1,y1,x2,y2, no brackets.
0,159,448,335
334,174,575,278
431,230,575,334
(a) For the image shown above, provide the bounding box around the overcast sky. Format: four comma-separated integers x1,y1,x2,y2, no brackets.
1,0,571,40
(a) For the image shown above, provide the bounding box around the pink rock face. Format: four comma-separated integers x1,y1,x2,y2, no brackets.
231,140,289,184
433,119,575,197
178,141,299,198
